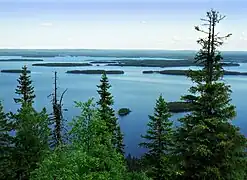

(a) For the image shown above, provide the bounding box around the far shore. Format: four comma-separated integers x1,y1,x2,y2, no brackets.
22,55,57,58
32,63,92,67
0,59,43,62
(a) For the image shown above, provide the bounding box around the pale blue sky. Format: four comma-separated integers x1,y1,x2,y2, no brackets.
0,0,246,50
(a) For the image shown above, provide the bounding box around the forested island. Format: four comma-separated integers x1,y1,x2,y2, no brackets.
66,69,124,74
1,69,31,73
32,62,92,67
143,70,247,76
118,108,132,116
167,101,194,113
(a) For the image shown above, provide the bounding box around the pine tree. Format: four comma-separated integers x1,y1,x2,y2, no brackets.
14,65,35,105
0,101,15,179
49,71,67,147
139,95,174,180
97,72,125,155
175,9,247,180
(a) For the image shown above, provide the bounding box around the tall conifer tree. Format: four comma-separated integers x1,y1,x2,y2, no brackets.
97,72,125,155
175,9,247,180
11,68,50,179
14,65,35,105
140,95,174,180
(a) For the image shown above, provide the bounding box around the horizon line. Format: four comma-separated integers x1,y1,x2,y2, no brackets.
0,48,246,52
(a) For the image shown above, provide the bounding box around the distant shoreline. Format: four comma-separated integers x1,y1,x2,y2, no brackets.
0,59,43,62
32,63,92,67
0,50,246,62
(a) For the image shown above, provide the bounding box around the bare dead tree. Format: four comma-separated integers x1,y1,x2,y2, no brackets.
48,71,68,147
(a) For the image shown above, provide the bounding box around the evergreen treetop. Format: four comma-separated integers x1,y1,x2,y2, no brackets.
97,72,125,155
14,65,35,106
140,95,174,180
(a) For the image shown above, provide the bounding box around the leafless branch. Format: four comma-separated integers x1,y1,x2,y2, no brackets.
59,89,68,106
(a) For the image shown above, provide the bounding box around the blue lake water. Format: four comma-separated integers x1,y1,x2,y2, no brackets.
0,55,246,157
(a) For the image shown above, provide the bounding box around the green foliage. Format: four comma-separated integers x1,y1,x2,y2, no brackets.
12,104,50,180
31,99,148,180
140,95,174,180
97,72,125,155
176,9,247,180
116,124,125,155
0,101,15,180
14,65,36,105
125,172,152,180
69,98,110,151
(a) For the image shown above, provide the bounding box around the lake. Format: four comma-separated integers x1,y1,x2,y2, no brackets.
0,53,246,157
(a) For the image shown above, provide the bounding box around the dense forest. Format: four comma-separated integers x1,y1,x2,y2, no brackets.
0,9,246,180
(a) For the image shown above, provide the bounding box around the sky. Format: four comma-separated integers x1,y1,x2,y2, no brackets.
0,0,246,50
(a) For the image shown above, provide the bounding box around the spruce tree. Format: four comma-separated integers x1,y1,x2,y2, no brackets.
97,72,125,155
139,95,174,180
11,69,50,179
14,65,35,105
0,101,15,179
175,9,247,180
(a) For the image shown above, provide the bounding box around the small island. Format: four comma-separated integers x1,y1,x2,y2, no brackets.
1,69,31,73
167,101,194,113
66,70,125,74
143,70,247,76
0,59,43,62
32,63,92,67
118,108,131,116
